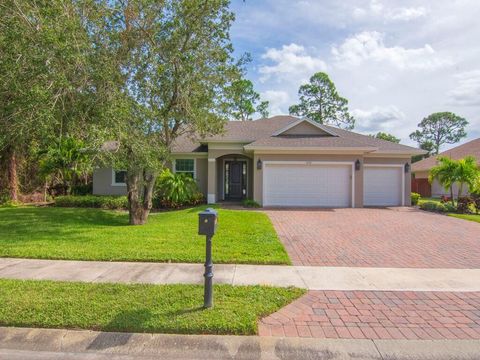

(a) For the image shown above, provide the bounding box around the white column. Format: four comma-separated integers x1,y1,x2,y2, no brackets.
207,158,216,204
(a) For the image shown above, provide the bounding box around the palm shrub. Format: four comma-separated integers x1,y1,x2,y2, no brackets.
429,156,479,206
456,156,479,199
155,169,204,208
39,136,93,196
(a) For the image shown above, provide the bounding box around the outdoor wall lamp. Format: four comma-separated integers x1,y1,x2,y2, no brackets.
257,159,262,170
355,159,361,171
405,162,410,173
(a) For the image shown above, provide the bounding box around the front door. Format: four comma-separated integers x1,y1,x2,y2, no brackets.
225,161,246,200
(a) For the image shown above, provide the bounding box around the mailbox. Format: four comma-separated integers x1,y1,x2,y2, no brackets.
198,208,218,236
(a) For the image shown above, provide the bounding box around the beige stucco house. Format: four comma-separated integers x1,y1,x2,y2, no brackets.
93,115,425,207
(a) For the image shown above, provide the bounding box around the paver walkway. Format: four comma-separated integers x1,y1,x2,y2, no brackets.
259,290,480,340
2,258,480,291
266,207,480,268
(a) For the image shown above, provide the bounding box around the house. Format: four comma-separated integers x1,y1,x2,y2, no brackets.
412,138,480,197
93,115,425,207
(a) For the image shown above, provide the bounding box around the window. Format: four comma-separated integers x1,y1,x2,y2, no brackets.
113,170,127,185
175,159,195,178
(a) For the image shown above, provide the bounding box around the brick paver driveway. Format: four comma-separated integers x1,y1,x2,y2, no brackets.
259,290,480,340
266,207,480,268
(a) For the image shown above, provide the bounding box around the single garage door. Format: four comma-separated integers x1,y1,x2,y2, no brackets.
263,162,352,207
364,165,403,206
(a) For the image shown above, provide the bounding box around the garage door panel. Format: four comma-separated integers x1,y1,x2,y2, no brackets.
264,163,352,207
364,166,403,206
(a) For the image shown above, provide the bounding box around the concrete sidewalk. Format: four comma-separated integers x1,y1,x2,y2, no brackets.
1,327,480,360
2,258,480,291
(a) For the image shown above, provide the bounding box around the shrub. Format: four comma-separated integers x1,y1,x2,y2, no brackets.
419,201,447,213
457,196,475,214
154,169,204,208
440,195,452,203
55,195,128,210
471,193,480,214
411,192,421,205
71,183,93,196
242,198,261,208
443,202,457,213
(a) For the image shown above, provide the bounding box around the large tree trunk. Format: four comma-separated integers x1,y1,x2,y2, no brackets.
126,168,157,225
6,146,19,202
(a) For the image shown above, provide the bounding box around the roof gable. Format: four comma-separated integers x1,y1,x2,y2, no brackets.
273,118,338,137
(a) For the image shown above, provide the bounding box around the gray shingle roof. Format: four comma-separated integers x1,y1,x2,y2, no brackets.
172,115,424,154
412,138,480,172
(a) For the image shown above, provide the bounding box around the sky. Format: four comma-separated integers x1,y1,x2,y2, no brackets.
228,0,480,148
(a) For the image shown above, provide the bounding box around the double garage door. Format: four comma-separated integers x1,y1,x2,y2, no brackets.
263,162,404,207
263,162,353,207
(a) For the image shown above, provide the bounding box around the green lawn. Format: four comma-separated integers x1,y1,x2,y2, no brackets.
0,279,304,335
0,206,290,264
448,213,480,223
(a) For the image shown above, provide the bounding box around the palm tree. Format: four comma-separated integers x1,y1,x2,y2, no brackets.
429,157,458,206
455,156,479,199
429,156,479,206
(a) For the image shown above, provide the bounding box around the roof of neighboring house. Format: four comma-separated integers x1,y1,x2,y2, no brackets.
172,115,425,154
412,138,480,172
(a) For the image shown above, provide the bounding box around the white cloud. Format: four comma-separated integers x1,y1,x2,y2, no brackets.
448,70,480,106
387,7,427,21
332,31,450,70
261,90,290,115
351,105,405,133
352,0,427,22
259,43,327,83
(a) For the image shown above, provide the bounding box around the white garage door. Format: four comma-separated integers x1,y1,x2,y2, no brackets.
364,166,403,206
263,162,352,207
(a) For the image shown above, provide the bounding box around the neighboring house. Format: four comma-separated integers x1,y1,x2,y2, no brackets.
412,138,480,198
93,115,425,207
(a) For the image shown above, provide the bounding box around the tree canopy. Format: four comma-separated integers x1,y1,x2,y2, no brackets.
226,79,269,121
410,112,468,155
371,132,400,143
87,0,240,224
289,72,354,129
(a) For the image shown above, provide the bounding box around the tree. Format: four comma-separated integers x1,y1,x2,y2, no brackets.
226,79,269,120
429,157,459,206
429,156,479,205
289,72,354,129
0,0,102,202
412,141,435,163
410,112,468,155
371,132,400,143
454,157,480,200
89,0,239,224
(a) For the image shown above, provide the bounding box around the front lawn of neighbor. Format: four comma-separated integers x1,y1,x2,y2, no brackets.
448,213,480,224
0,206,290,264
0,279,304,335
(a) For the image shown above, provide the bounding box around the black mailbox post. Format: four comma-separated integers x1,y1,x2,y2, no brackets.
198,208,218,308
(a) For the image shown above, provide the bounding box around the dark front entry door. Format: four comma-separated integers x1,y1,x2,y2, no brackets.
225,161,246,200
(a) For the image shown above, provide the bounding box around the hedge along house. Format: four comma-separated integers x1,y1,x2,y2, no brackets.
93,115,425,207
